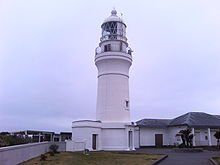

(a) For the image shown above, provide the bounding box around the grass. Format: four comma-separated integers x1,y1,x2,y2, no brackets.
19,151,164,165
213,157,220,165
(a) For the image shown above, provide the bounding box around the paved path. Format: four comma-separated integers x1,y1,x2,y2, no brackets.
134,148,220,165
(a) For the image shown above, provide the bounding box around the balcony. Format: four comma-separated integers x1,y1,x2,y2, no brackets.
95,46,133,55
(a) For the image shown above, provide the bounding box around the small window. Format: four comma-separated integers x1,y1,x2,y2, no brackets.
125,100,129,108
104,44,111,52
205,136,208,140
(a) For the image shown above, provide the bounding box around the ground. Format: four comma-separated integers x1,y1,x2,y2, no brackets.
19,151,164,165
213,157,220,164
134,148,220,165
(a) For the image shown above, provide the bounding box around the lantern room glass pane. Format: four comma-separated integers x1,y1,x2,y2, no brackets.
101,21,126,41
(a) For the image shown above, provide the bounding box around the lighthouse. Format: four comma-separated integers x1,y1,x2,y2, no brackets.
95,9,133,122
69,10,135,151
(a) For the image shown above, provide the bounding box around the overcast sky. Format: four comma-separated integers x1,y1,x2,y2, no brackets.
0,0,220,132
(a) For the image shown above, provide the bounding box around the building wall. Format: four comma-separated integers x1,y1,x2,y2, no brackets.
71,121,102,151
211,130,218,146
167,126,187,146
194,128,218,146
101,128,128,150
0,142,65,165
72,127,101,151
194,128,209,146
138,126,219,147
134,127,140,148
138,126,187,147
139,128,169,146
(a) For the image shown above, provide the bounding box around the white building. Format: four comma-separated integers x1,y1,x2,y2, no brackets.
66,10,220,151
136,112,220,147
67,9,135,151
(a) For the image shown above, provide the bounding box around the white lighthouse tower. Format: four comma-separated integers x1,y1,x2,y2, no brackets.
95,9,132,122
69,10,135,151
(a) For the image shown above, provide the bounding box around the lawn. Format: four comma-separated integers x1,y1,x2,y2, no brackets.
213,157,220,165
19,151,164,165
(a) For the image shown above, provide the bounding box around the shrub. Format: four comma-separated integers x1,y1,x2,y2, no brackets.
214,131,220,148
177,128,194,147
49,144,59,153
0,133,32,147
40,154,47,161
49,151,55,156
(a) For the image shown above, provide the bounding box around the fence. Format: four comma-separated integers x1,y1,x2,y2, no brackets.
0,141,66,165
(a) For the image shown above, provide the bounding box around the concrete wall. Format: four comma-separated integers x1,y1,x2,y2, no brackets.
140,128,169,146
134,127,140,148
66,140,86,152
0,142,65,165
101,128,128,150
72,121,102,151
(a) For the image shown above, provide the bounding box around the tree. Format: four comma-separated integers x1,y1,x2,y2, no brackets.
0,132,32,147
178,128,194,147
214,130,220,148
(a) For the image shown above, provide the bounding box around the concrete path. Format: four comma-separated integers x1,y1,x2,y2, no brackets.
134,148,220,165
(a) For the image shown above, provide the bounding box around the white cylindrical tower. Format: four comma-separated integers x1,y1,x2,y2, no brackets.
95,9,133,122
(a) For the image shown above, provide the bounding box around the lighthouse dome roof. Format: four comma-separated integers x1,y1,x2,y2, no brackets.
103,9,124,24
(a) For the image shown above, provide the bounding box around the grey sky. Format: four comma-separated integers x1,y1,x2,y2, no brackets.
0,0,220,132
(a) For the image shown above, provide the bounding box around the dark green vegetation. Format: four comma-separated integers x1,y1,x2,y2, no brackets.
48,144,59,156
49,144,59,153
0,132,32,147
19,151,164,165
177,128,194,147
214,130,220,148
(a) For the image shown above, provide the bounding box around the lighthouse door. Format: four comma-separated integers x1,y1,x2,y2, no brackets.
92,134,97,150
155,134,163,147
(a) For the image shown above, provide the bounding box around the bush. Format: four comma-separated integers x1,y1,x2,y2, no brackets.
40,154,47,161
49,151,55,156
178,143,186,148
0,133,32,147
49,144,59,153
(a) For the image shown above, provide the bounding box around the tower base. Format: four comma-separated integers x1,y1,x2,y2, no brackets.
66,120,135,151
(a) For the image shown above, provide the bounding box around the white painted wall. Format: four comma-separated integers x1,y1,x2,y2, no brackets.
70,121,136,151
211,130,218,146
193,128,218,146
66,140,86,151
0,142,65,165
139,128,169,146
132,126,220,147
101,128,127,150
95,54,132,122
167,126,187,145
194,129,209,146
134,127,140,148
71,121,102,151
